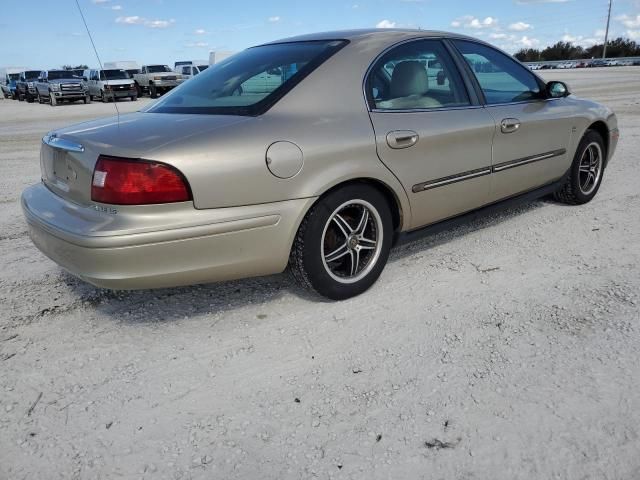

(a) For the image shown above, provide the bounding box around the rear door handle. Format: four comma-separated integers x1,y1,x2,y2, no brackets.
386,130,419,149
501,118,521,134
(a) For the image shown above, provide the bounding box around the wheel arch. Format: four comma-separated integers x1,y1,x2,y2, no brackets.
294,177,407,245
586,121,609,165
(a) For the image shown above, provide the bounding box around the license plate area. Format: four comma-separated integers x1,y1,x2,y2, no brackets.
52,149,69,182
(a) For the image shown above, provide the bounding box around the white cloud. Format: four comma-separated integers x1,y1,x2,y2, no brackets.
627,29,640,40
115,16,175,28
508,21,531,31
268,16,281,23
616,14,640,29
376,19,397,28
515,0,571,3
92,0,110,4
194,28,207,35
451,16,498,30
490,33,508,39
116,15,144,25
517,35,540,48
111,5,122,10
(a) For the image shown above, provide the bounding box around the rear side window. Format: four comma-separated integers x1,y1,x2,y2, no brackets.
144,40,347,116
367,39,470,111
453,40,543,105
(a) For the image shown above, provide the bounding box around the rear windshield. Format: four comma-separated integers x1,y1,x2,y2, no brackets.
147,65,172,73
47,71,74,80
24,71,40,80
144,40,347,116
100,69,131,80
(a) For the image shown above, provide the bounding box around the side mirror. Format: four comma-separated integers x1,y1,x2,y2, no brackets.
547,81,570,98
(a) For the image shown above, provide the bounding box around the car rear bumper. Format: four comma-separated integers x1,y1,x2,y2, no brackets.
22,183,315,290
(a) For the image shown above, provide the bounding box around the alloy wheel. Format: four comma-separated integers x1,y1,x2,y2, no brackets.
321,200,383,284
578,142,603,196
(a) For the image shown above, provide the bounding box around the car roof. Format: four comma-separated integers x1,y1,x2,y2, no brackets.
262,28,476,45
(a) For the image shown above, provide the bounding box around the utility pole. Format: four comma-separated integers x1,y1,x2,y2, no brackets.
603,0,612,59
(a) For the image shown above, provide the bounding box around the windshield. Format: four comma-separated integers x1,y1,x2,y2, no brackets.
197,65,208,72
126,69,140,76
24,71,40,80
144,40,346,116
100,69,131,80
147,65,172,73
8,74,19,81
47,71,74,80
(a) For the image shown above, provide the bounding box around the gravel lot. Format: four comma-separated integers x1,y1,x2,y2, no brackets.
1,68,639,480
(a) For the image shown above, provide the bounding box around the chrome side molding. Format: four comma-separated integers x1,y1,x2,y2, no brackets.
412,167,491,193
42,133,85,153
492,149,566,173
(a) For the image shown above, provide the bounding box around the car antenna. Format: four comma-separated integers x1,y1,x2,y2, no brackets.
74,0,120,127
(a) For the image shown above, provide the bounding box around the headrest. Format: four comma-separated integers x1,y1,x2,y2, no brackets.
390,61,429,98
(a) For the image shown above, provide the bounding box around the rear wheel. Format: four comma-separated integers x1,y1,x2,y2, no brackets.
289,184,393,300
150,84,158,98
554,130,606,205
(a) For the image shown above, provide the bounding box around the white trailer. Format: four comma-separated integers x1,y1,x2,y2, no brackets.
209,51,235,65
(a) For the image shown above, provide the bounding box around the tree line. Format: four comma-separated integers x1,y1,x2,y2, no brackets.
514,37,640,62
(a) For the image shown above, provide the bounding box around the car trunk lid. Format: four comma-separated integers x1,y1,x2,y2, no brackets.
40,112,251,206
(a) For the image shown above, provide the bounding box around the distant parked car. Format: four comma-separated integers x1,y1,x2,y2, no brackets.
22,29,619,299
35,70,90,106
2,71,20,99
133,65,183,98
83,68,137,102
575,61,588,68
16,70,41,102
590,59,607,68
176,63,209,80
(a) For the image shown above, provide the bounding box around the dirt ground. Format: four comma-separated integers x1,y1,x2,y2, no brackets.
1,67,639,480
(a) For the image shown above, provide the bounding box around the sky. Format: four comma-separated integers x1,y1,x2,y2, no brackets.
1,0,640,69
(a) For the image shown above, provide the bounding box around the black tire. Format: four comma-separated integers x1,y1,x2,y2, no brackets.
18,91,24,101
135,83,143,97
83,95,90,104
289,184,393,300
150,84,157,99
101,91,109,103
49,93,56,107
131,95,137,101
26,94,34,103
37,94,42,104
554,130,606,205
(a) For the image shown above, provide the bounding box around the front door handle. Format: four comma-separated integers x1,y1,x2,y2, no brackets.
386,130,419,149
501,118,521,134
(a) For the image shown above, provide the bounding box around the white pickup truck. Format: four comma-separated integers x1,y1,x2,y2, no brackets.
133,65,183,98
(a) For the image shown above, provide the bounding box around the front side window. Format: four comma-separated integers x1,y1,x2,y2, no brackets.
144,40,347,116
453,40,543,105
367,40,470,111
23,71,40,80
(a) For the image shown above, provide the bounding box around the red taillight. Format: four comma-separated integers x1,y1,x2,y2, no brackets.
91,155,191,205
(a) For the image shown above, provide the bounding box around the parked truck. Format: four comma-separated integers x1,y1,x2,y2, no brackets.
16,70,41,102
82,68,137,102
1,67,28,99
35,70,90,106
174,60,209,80
133,65,182,98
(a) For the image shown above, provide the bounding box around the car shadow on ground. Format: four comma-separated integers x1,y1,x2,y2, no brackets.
62,197,551,323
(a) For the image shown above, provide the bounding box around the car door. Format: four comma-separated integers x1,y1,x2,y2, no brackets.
366,39,496,229
451,40,574,202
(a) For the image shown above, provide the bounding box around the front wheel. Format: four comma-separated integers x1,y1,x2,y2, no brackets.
289,184,393,300
150,85,158,98
130,95,137,101
554,130,606,205
49,93,56,107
